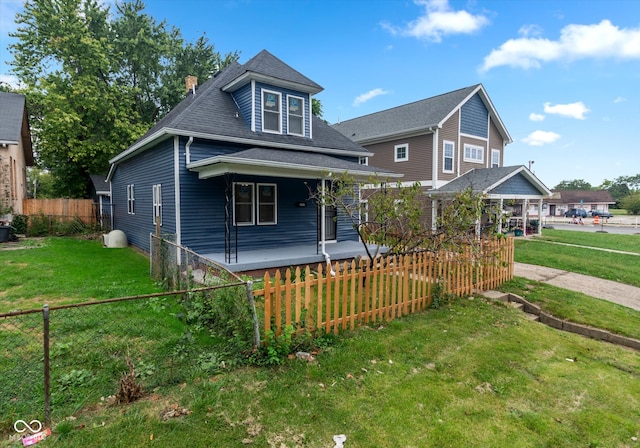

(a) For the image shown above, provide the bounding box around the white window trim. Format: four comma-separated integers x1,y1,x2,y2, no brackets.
152,184,162,225
261,89,281,134
443,140,455,173
394,143,409,162
127,184,135,215
257,183,278,225
233,182,255,226
463,144,484,164
491,149,500,168
286,94,305,136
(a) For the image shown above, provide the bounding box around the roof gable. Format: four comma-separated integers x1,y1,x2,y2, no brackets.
332,84,512,145
0,92,34,164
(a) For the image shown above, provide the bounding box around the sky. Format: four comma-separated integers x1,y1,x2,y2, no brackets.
1,0,640,189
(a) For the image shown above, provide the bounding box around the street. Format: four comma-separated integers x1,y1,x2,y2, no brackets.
540,215,640,235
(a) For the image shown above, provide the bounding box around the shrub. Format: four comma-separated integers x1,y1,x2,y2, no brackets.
621,193,640,215
11,214,28,234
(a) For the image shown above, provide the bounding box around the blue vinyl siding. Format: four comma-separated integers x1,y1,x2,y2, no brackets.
255,82,310,137
231,84,253,128
460,93,488,138
111,139,176,252
492,173,542,195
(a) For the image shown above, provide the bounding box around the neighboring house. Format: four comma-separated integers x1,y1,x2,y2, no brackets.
333,84,551,233
0,92,34,221
544,190,615,217
89,174,111,231
108,50,399,272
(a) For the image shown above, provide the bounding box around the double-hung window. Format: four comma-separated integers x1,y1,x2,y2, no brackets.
127,184,135,215
491,149,500,168
394,143,409,162
257,183,277,225
443,141,455,173
233,183,254,226
233,182,278,226
262,90,281,133
152,184,162,225
287,95,304,136
463,144,484,163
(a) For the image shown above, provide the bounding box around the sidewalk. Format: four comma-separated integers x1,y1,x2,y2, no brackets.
514,262,640,312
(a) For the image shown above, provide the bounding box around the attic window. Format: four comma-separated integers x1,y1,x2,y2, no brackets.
262,89,281,133
287,95,304,136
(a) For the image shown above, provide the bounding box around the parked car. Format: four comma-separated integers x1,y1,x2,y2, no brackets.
564,208,587,218
590,210,614,218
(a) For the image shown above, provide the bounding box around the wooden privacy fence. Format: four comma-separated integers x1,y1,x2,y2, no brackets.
22,198,96,225
254,237,514,337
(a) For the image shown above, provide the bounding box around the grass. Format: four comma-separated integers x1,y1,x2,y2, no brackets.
2,236,640,447
513,229,640,288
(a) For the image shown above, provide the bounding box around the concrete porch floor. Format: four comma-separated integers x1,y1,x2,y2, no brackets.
202,240,386,273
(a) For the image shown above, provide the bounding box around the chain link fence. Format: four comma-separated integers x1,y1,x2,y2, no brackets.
1,236,261,440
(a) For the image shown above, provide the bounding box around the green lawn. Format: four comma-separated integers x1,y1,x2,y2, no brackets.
1,236,640,447
514,230,640,288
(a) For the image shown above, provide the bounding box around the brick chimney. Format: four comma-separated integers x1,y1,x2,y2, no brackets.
185,75,198,94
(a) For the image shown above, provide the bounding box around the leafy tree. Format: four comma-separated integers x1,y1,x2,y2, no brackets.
9,0,238,197
312,98,323,117
553,179,592,191
621,193,640,215
308,173,499,261
26,167,56,198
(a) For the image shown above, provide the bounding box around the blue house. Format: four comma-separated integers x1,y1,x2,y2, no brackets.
107,50,399,272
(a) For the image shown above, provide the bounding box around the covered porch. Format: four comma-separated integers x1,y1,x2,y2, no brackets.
202,240,386,273
429,165,552,237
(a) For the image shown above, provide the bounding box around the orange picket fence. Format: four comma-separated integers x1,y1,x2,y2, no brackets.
254,237,514,337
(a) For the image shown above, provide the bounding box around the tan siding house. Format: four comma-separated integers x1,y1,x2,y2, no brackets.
0,92,34,220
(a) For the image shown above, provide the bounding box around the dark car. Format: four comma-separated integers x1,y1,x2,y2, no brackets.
564,208,587,218
590,210,614,218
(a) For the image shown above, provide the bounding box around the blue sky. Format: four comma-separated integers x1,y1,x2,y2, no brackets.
1,0,640,189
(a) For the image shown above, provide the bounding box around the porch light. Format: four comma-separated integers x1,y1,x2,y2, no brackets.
296,202,307,207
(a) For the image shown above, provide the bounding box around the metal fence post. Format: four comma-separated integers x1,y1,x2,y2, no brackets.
246,281,260,347
43,304,51,426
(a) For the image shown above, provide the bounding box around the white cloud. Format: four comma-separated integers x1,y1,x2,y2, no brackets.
529,113,545,122
518,24,543,38
614,96,626,103
522,130,560,146
481,19,640,71
0,74,22,89
382,0,489,43
353,88,391,107
543,101,590,120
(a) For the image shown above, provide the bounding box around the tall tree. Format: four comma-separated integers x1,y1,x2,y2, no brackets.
9,0,238,197
553,179,592,191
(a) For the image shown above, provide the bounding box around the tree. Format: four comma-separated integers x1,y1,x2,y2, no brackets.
621,193,640,215
9,0,239,197
308,172,499,261
553,179,592,191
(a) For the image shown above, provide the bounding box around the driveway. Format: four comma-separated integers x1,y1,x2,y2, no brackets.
514,262,640,312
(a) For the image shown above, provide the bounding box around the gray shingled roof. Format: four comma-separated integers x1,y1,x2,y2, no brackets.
89,174,109,194
0,92,26,143
0,91,34,164
431,166,550,197
332,85,480,142
112,50,365,165
548,190,614,204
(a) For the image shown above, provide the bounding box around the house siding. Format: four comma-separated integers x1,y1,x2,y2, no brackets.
488,119,504,167
232,84,253,128
112,139,176,252
364,135,433,183
438,111,460,181
492,173,541,195
460,136,488,175
460,93,489,138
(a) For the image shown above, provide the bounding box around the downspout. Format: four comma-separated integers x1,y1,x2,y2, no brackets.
320,178,335,276
185,136,194,165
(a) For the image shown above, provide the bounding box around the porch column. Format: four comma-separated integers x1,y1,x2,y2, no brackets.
431,198,438,231
498,198,504,233
523,198,529,235
538,198,543,235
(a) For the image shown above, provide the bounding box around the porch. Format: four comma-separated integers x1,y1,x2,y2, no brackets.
202,240,386,274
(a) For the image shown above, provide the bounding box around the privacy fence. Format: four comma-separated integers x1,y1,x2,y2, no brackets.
255,237,514,336
22,199,96,226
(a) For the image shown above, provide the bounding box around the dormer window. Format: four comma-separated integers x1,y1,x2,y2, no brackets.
262,89,281,133
287,95,304,136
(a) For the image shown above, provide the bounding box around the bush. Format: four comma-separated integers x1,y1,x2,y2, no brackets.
621,194,640,215
11,215,28,234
